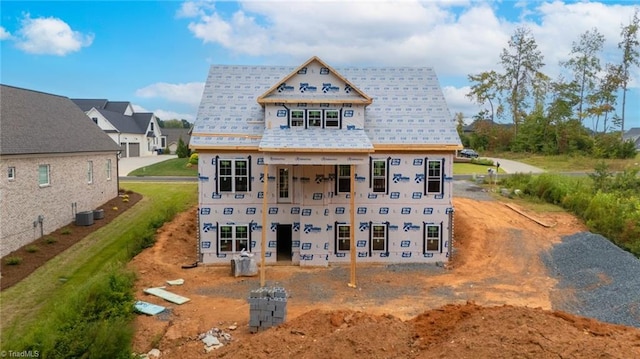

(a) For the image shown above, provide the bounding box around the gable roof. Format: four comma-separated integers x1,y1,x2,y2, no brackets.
162,128,191,144
191,60,460,151
623,127,640,139
257,56,372,105
71,98,108,112
1,85,121,155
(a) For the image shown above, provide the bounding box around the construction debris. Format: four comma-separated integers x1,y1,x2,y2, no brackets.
144,287,190,304
248,287,288,333
166,278,185,286
134,301,166,316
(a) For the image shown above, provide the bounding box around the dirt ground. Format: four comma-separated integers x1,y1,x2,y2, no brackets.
128,197,640,358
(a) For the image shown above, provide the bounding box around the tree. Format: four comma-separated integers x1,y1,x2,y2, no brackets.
162,119,186,128
561,28,605,124
499,27,546,137
617,8,640,138
587,63,621,133
466,71,500,122
176,137,189,158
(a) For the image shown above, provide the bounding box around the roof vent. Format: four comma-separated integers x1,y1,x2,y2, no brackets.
76,211,94,226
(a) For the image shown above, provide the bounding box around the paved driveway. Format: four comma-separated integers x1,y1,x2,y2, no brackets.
118,155,177,176
483,157,545,174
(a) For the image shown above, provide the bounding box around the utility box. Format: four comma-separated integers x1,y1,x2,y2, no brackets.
75,211,94,226
93,209,105,220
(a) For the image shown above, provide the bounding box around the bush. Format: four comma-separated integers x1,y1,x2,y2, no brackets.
44,236,57,244
61,228,72,235
5,256,23,265
25,245,39,253
470,158,494,166
176,137,189,158
189,152,199,165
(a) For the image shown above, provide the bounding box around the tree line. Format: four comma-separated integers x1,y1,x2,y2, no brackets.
462,9,639,159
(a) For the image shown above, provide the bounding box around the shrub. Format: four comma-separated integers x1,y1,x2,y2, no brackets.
44,236,57,244
61,228,72,235
470,158,494,166
25,245,39,253
189,152,199,165
5,256,23,265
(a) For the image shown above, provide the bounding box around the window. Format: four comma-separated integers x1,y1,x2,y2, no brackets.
337,165,351,193
38,164,50,186
92,117,98,124
325,110,340,127
337,224,350,251
218,159,249,193
425,225,441,251
426,160,442,194
371,224,387,251
219,225,249,252
106,159,112,180
291,110,304,127
308,110,322,127
371,159,387,193
87,161,93,184
8,166,16,181
278,167,291,202
151,122,154,131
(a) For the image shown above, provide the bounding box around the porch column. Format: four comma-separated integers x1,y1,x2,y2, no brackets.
348,164,356,288
260,164,268,287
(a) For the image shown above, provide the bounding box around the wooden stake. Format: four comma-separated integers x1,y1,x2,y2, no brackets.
348,164,357,288
260,164,268,287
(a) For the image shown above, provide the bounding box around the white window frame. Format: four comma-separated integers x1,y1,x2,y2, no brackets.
106,159,112,180
87,161,93,184
291,110,305,127
307,110,322,127
324,109,340,128
337,224,351,252
219,224,250,253
426,160,442,194
218,159,249,193
425,225,440,252
38,164,50,187
371,159,387,193
8,166,16,181
337,165,351,194
371,223,387,252
277,167,292,203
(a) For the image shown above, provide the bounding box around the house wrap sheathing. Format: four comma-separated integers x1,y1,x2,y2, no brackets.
190,56,462,266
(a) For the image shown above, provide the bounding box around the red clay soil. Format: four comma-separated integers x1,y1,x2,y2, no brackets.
0,191,142,290
128,198,640,358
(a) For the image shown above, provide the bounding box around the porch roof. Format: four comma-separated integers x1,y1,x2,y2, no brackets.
259,127,373,152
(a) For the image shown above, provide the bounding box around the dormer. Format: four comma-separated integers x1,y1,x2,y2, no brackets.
258,56,372,130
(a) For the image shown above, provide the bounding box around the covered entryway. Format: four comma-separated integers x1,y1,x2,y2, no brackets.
276,224,292,262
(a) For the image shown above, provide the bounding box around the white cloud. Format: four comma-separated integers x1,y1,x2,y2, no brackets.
135,82,205,106
132,104,195,123
180,0,638,119
443,85,483,119
0,26,11,40
14,14,93,56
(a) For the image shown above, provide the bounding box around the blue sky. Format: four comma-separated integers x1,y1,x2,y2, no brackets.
1,0,639,130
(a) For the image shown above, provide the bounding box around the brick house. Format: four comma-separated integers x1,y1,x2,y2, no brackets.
0,85,121,257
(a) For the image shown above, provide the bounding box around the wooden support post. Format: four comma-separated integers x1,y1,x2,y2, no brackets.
260,164,268,287
348,164,357,288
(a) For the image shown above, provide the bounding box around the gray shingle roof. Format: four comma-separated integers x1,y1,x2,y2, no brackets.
161,128,191,144
1,85,121,155
71,98,108,112
191,63,460,149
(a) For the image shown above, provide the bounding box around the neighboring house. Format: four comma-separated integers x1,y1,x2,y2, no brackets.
161,128,192,154
71,99,165,157
623,127,640,150
189,56,462,266
0,85,121,257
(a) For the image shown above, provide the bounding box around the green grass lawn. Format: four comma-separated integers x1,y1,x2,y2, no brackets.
128,157,198,176
496,153,640,172
0,182,197,353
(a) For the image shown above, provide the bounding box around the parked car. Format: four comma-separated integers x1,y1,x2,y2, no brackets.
459,149,479,158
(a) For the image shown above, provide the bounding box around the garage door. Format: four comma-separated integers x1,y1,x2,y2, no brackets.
120,142,128,157
129,143,140,157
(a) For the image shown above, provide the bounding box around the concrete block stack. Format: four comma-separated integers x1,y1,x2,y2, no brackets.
248,287,288,333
